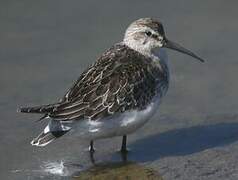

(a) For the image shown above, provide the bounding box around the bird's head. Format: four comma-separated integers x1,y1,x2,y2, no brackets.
123,18,205,62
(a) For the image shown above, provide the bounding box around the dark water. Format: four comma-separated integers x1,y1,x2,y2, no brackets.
1,1,238,179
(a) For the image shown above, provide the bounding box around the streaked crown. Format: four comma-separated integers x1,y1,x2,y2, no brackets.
123,18,166,56
123,18,205,63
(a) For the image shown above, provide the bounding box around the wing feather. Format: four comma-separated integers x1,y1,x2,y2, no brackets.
49,43,168,121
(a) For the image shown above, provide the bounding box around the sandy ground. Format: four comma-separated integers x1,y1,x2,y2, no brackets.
1,1,238,179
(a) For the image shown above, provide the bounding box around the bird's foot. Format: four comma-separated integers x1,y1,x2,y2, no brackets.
117,148,130,162
88,140,95,153
88,140,96,164
120,147,130,154
120,150,129,162
89,151,95,164
88,146,95,153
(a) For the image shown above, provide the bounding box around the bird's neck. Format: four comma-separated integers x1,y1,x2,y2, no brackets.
150,48,170,80
122,40,169,67
151,48,169,67
123,40,168,64
123,38,152,57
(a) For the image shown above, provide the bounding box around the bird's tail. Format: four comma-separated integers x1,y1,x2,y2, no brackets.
31,130,68,147
18,103,58,114
31,120,71,147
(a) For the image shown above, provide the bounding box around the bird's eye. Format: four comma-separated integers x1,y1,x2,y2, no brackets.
152,34,158,39
145,31,152,37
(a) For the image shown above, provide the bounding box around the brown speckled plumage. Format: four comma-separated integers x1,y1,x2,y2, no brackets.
20,43,169,121
19,18,205,148
133,18,165,36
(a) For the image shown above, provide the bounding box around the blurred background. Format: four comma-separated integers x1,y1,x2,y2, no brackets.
1,0,238,179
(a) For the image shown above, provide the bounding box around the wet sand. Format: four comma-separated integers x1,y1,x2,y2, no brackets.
1,1,238,179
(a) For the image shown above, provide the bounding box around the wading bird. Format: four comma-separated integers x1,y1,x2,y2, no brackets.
19,18,204,157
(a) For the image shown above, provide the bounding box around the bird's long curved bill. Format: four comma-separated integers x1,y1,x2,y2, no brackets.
163,39,205,63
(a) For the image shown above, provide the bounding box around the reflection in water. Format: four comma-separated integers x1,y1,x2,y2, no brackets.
42,161,69,176
11,160,83,178
90,148,128,164
11,121,238,179
41,160,84,177
73,162,163,180
11,160,163,179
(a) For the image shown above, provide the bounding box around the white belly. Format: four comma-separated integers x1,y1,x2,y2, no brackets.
68,96,162,141
59,49,170,141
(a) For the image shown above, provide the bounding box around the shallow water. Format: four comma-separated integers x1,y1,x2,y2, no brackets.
1,1,238,180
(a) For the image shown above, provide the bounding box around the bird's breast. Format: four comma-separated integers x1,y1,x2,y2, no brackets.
69,95,162,140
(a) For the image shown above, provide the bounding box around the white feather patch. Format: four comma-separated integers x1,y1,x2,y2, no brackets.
43,125,50,134
121,103,153,127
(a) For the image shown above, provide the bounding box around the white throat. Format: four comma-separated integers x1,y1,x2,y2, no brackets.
123,37,152,57
123,39,168,67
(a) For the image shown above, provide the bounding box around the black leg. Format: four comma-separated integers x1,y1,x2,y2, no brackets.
120,135,128,162
89,140,95,153
121,135,128,153
89,140,95,164
89,150,95,164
